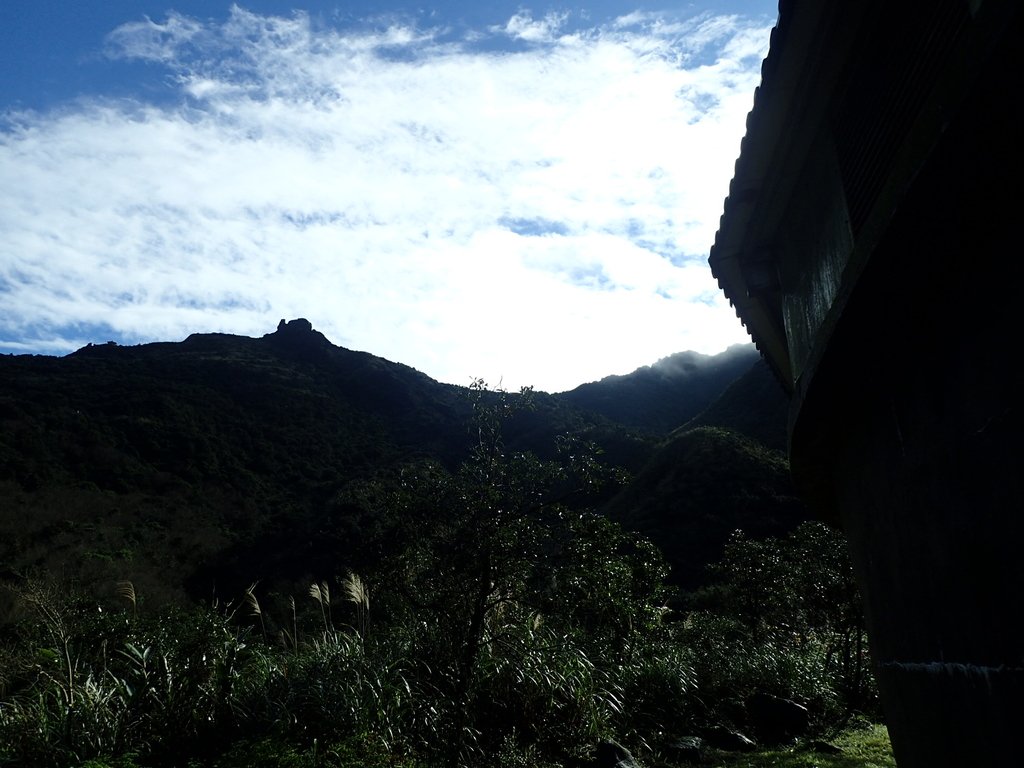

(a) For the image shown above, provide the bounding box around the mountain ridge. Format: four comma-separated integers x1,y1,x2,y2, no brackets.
0,319,799,604
559,343,760,432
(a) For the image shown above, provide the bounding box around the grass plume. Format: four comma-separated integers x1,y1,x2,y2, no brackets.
244,582,266,640
342,571,369,640
309,581,333,635
115,580,137,618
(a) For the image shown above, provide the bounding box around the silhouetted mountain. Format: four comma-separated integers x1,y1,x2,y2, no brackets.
680,358,789,451
556,345,760,433
0,320,799,606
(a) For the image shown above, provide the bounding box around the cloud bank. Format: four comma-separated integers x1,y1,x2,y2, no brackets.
0,7,771,392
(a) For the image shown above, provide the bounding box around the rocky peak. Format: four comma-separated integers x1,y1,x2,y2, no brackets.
263,318,333,357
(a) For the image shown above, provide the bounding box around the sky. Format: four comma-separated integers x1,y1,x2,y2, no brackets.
0,1,776,393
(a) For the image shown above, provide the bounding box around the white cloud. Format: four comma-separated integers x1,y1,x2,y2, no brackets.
0,7,770,392
104,11,207,63
497,11,571,43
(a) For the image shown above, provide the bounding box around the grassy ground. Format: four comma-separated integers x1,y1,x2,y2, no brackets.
705,724,895,768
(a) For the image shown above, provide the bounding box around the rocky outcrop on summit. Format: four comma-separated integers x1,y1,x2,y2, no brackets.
263,318,334,358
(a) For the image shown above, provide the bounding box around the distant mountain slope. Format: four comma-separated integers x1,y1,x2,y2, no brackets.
0,320,465,602
556,345,760,434
3,319,466,490
0,320,643,603
680,358,789,451
0,320,791,608
603,426,808,590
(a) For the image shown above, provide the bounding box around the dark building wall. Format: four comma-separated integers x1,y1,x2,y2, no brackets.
710,1,1023,764
789,27,1024,764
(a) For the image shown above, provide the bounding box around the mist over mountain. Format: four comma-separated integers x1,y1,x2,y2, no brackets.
559,344,761,433
0,319,799,603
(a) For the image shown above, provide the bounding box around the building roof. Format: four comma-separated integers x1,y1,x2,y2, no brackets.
708,0,1007,395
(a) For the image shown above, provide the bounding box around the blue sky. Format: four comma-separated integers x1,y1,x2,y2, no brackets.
0,1,776,392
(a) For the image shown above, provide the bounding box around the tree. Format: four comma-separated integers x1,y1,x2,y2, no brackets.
687,521,876,725
350,380,669,765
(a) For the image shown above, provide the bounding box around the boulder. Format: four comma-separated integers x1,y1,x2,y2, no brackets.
594,740,640,768
746,692,810,744
703,725,757,751
666,736,703,763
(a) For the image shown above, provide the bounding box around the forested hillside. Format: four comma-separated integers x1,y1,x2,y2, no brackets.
0,320,787,603
0,320,882,768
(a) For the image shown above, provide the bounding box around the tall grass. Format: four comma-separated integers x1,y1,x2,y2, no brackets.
0,520,876,767
0,576,695,767
0,582,249,766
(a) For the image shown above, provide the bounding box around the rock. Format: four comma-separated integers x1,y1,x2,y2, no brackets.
703,725,757,751
746,692,810,745
666,736,703,763
264,318,332,359
276,317,313,335
594,740,640,768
